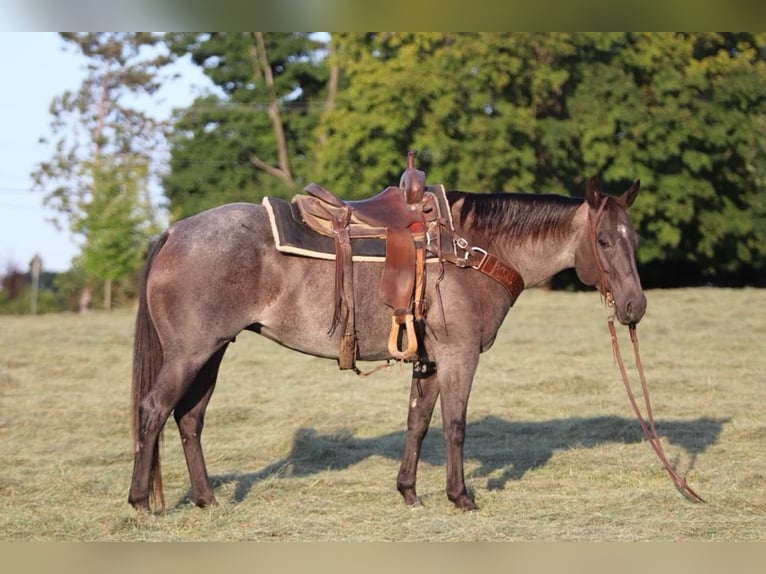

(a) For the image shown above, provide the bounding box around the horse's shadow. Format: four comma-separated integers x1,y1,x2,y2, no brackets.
184,414,727,507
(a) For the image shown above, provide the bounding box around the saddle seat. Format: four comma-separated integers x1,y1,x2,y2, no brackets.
303,183,435,232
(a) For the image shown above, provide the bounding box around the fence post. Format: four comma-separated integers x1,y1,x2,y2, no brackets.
29,254,41,315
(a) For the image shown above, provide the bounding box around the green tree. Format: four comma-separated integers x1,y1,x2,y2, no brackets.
313,33,766,284
162,33,765,286
75,155,158,309
163,32,331,219
562,33,766,283
312,33,579,197
32,33,167,308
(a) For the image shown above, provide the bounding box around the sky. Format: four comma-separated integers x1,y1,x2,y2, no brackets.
0,32,212,273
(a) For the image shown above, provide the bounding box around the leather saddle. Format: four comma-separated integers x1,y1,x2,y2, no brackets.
294,151,443,370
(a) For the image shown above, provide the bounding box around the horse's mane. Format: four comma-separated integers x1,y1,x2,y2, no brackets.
447,191,582,243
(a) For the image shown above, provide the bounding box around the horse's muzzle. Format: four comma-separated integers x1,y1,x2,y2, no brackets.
615,292,647,325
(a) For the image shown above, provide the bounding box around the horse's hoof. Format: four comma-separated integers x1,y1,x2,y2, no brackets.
129,497,151,513
399,487,420,507
195,496,218,508
451,494,478,511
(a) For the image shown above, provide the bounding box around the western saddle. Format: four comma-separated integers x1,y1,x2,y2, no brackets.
294,151,443,370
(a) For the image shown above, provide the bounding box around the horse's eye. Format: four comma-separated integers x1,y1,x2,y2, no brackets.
598,237,611,248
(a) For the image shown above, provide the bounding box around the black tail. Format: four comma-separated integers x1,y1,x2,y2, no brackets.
131,231,169,511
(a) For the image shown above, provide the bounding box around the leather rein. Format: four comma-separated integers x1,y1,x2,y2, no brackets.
361,193,702,502
589,196,704,503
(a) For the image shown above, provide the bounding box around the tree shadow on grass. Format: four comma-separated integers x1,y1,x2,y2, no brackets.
183,414,727,507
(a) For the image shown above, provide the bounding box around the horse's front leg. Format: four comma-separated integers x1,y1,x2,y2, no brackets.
438,351,480,510
397,367,440,507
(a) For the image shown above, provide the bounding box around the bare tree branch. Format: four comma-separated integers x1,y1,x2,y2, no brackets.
250,32,294,186
248,152,294,185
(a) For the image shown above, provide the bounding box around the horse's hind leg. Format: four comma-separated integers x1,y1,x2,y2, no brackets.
129,356,209,511
174,344,228,508
396,369,440,507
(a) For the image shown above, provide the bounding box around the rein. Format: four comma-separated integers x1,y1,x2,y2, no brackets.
590,196,704,503
608,317,704,502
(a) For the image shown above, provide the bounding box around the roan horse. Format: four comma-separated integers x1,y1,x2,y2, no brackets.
128,178,645,512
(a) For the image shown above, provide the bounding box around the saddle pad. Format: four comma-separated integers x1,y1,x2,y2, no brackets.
263,184,455,262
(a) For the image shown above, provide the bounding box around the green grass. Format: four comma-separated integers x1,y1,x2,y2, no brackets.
1,287,765,541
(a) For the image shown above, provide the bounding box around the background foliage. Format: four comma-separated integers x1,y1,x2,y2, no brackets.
163,32,766,287
7,32,765,314
27,33,164,311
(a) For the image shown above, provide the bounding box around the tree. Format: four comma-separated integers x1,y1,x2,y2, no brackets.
163,32,331,219
32,33,167,308
75,155,158,309
161,33,765,286
561,33,766,283
312,33,580,197
312,33,766,285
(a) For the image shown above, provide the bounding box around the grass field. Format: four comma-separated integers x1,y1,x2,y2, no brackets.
1,287,764,541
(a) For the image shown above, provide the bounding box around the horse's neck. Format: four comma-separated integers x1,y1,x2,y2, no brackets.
459,201,590,288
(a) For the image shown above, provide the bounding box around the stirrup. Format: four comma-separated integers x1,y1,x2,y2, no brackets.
387,314,418,361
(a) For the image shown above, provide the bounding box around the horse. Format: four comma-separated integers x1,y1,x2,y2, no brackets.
128,178,645,512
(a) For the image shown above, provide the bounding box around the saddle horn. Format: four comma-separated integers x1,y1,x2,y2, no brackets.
400,150,426,204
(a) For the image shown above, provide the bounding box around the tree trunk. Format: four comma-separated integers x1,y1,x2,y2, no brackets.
103,278,112,311
79,286,92,315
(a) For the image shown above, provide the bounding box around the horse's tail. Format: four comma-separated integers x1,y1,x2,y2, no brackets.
131,231,169,511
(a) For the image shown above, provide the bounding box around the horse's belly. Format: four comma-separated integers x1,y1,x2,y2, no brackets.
254,257,394,362
255,321,392,362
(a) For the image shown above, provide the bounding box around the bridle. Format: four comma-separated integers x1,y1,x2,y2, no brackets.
588,195,704,503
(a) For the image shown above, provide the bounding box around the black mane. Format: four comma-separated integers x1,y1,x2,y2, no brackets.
447,191,582,242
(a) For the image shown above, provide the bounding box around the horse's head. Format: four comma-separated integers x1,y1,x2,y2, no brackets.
574,179,646,325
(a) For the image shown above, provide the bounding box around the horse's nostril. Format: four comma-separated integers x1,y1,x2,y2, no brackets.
624,295,647,323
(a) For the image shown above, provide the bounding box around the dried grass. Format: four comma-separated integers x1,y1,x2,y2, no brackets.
1,287,764,540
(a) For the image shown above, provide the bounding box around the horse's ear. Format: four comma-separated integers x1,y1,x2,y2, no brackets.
585,178,601,209
616,179,640,209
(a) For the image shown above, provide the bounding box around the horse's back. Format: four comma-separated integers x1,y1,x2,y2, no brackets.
168,202,271,249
